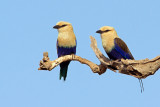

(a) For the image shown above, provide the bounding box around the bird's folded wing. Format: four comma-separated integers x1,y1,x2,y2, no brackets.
114,38,134,59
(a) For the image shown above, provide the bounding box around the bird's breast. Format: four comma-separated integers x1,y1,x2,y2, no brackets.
57,32,76,47
102,36,115,53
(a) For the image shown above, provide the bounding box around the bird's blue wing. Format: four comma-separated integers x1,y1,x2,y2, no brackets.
114,38,134,59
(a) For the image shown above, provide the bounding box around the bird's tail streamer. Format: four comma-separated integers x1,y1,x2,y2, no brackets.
138,79,144,93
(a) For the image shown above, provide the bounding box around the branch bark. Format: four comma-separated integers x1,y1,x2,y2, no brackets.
38,36,160,79
38,52,107,75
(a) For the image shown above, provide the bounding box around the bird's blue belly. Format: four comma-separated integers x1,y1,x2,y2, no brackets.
57,46,76,57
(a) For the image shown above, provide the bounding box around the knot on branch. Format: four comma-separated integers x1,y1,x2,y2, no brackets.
38,52,52,71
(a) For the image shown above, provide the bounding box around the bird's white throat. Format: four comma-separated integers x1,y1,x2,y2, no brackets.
58,32,76,47
101,32,118,53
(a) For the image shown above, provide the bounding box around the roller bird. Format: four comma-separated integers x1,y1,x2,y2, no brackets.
53,21,76,81
96,26,144,92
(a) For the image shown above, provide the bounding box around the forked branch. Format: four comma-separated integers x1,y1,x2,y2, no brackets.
38,36,160,79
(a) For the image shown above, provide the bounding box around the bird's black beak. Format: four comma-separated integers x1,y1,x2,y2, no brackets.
53,25,61,29
96,30,103,34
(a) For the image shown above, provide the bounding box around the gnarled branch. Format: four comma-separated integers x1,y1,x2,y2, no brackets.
38,52,107,75
38,36,160,79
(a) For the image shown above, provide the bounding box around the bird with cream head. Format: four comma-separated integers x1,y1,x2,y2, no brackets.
53,21,77,81
96,26,144,92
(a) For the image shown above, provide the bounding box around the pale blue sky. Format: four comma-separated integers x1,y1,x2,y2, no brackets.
0,0,160,107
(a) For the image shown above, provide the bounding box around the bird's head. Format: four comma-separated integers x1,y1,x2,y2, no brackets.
53,21,73,32
96,26,115,34
96,26,118,38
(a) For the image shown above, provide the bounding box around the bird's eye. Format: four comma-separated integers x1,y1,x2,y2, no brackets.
61,24,67,27
105,30,111,32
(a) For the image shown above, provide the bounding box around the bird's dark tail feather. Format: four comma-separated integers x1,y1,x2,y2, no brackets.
59,61,70,81
138,79,144,93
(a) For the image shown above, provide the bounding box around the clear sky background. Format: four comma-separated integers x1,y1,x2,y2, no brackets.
0,0,160,107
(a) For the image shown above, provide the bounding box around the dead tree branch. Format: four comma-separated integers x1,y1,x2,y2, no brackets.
38,52,103,74
38,36,160,79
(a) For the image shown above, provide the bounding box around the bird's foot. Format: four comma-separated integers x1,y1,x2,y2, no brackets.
71,54,75,59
